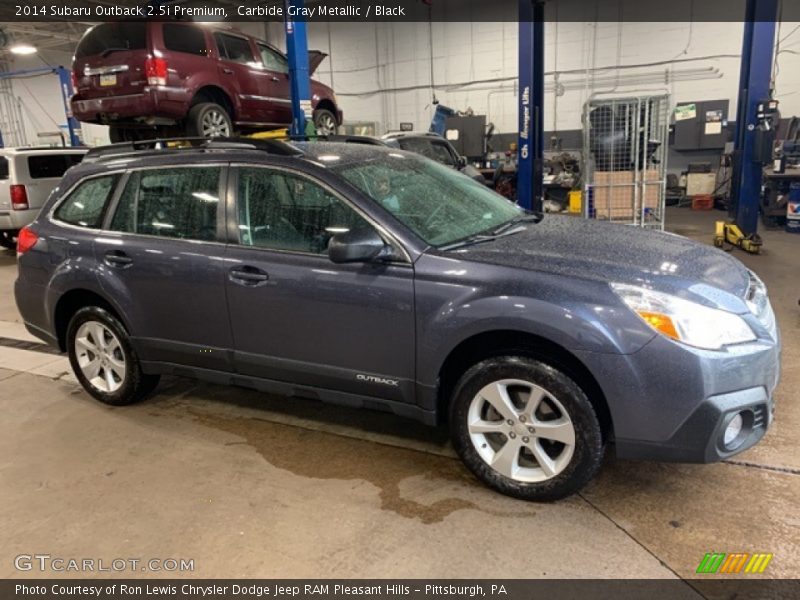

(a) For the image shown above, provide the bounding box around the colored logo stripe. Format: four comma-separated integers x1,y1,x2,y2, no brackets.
697,552,773,574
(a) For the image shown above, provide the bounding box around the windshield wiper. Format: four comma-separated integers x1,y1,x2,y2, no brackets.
439,234,501,251
491,212,544,235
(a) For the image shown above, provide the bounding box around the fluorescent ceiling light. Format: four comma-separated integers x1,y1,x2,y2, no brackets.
10,44,37,55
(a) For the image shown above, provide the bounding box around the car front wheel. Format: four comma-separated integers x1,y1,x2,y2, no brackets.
313,109,338,136
449,356,603,501
187,102,233,138
67,306,159,406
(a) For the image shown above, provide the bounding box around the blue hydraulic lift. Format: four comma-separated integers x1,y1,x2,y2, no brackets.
517,0,545,212
730,0,779,236
0,66,81,147
284,0,312,136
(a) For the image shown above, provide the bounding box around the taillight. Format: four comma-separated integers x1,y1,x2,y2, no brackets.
145,57,168,86
10,184,29,210
17,227,39,255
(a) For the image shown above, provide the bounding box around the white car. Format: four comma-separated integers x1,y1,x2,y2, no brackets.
0,147,87,249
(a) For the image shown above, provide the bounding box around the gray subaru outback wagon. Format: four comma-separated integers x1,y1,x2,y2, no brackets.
14,138,780,501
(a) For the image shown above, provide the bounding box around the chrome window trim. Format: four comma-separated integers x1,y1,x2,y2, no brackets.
47,170,126,232
229,162,413,265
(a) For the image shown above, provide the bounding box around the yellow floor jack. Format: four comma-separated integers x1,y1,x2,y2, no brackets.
713,221,763,254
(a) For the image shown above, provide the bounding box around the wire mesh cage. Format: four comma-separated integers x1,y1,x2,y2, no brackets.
582,93,671,229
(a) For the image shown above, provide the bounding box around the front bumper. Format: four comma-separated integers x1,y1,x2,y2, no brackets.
575,317,780,463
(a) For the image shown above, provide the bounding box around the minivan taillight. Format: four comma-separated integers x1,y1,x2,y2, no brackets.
145,57,168,86
17,227,39,255
10,184,29,210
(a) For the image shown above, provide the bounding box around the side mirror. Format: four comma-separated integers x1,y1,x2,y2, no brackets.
457,155,468,168
328,228,389,264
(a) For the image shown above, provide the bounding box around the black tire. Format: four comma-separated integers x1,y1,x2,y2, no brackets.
0,231,17,250
109,126,130,143
449,356,603,501
66,306,159,406
186,102,233,138
313,108,338,136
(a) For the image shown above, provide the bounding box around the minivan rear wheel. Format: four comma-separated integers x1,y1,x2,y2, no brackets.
313,109,338,136
187,102,233,138
67,306,159,406
449,356,603,501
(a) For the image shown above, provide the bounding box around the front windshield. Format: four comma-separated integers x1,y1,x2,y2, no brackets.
332,153,522,246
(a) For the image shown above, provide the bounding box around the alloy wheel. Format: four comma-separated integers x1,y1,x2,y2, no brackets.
74,320,127,393
201,109,231,137
467,378,576,482
315,112,337,135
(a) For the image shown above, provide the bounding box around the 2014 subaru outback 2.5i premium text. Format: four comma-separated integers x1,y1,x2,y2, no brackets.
14,139,780,501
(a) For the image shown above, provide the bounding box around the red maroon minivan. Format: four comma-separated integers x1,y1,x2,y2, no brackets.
71,21,342,141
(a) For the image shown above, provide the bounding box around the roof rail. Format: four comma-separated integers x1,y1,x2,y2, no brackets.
83,137,303,162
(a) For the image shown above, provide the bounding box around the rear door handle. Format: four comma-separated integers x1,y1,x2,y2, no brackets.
229,266,269,286
222,68,234,75
104,250,132,268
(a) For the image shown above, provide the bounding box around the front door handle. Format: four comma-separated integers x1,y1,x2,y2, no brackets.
104,250,133,268
229,266,269,286
270,76,280,82
222,68,234,75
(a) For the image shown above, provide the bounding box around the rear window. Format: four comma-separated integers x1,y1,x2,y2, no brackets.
75,23,147,59
214,33,255,64
0,158,8,180
27,154,84,179
163,24,208,56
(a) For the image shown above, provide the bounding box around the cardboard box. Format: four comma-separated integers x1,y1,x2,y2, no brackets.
591,170,660,221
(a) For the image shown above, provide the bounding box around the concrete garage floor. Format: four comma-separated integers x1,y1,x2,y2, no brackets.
0,206,798,584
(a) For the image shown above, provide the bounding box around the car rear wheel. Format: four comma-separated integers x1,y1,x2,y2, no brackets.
187,102,233,138
449,356,604,501
67,306,159,406
313,109,338,136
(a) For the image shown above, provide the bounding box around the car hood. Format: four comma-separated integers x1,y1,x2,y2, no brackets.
447,215,751,309
308,51,327,75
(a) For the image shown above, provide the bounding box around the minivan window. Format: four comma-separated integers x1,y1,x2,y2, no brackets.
258,44,288,73
0,157,8,180
110,168,220,241
163,24,208,56
54,175,119,229
214,33,255,64
27,154,84,179
75,23,146,58
237,168,370,254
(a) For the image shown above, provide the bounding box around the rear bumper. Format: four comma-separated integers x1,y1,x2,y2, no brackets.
0,208,37,231
71,87,189,126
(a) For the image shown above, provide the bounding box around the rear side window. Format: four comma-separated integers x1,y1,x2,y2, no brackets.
54,175,119,229
110,168,220,241
398,139,455,166
214,33,255,64
163,24,208,56
75,23,147,59
27,154,84,179
0,158,8,180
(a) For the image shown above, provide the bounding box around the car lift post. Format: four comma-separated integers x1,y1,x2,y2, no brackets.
0,66,81,147
517,0,545,211
730,0,779,235
284,0,312,137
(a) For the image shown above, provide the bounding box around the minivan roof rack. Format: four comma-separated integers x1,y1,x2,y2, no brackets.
83,137,303,162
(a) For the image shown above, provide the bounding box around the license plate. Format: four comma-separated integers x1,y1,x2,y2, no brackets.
99,74,117,87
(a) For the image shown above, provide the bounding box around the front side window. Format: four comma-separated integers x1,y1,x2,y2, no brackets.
0,157,8,180
163,24,208,56
214,33,255,64
110,168,220,241
237,168,370,254
258,44,288,73
54,174,119,229
333,153,521,247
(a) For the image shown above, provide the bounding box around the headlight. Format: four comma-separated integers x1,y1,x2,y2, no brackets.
611,283,756,350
